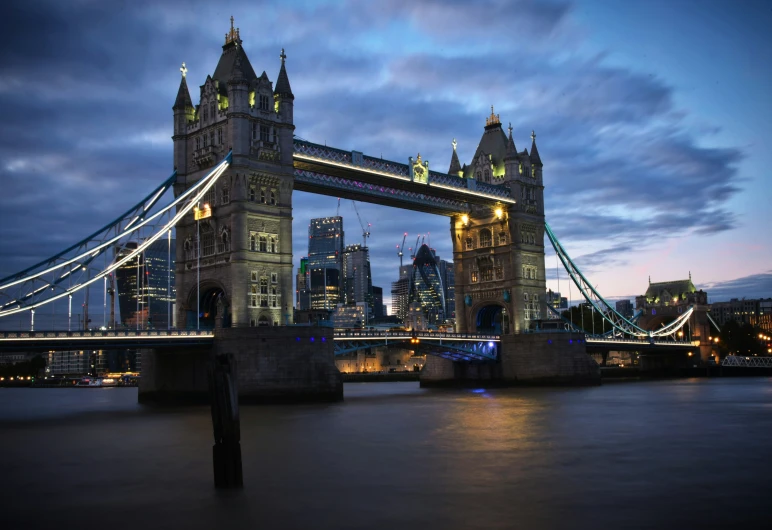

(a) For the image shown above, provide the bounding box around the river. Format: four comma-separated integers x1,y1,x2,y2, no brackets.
1,379,771,529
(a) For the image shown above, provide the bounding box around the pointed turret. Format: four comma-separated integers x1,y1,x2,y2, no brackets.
274,48,294,99
174,63,193,110
530,130,542,166
505,122,517,159
448,138,462,175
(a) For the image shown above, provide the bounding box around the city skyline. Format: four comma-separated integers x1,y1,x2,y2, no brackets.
0,0,770,320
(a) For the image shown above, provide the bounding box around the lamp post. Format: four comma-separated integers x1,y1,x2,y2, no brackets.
197,203,200,331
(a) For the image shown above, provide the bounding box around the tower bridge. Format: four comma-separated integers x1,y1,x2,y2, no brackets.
0,21,707,401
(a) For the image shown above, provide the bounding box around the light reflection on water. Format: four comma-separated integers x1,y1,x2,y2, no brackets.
1,379,771,530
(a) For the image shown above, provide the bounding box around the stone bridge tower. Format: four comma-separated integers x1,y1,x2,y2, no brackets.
450,109,546,334
172,19,295,329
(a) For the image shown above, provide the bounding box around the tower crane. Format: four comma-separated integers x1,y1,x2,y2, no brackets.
412,236,420,258
352,201,371,248
397,232,407,267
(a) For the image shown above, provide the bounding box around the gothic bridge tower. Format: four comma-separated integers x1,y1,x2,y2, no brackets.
449,108,546,334
172,18,295,328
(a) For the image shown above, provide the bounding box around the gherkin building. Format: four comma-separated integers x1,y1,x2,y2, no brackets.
410,245,446,324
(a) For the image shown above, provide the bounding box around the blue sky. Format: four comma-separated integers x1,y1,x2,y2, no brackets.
0,0,770,327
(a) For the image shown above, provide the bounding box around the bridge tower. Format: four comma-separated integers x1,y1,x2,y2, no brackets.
172,19,295,329
450,109,546,334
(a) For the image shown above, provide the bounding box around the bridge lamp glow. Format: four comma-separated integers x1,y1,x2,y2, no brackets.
494,207,503,219
461,214,469,225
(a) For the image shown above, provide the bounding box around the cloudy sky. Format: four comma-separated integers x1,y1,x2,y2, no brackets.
0,0,770,327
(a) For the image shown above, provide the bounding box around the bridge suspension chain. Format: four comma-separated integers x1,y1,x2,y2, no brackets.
0,152,232,319
545,222,693,340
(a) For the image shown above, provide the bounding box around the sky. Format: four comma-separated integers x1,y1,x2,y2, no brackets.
0,0,770,328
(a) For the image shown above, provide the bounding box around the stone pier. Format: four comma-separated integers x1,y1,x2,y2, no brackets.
420,332,600,387
139,327,343,404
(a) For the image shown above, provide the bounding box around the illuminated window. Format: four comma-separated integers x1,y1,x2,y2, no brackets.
481,264,493,282
471,270,478,283
201,232,215,257
479,229,492,247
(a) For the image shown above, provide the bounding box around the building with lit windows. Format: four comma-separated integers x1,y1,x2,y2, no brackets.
409,244,446,325
114,240,176,329
296,257,310,310
710,297,772,332
307,216,344,309
615,299,633,319
332,302,369,329
342,244,373,311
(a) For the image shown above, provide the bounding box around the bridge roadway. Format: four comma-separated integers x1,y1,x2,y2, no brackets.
0,330,693,358
0,329,501,362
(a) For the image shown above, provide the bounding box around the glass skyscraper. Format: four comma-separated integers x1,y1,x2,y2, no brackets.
115,239,176,329
307,216,344,309
409,244,446,325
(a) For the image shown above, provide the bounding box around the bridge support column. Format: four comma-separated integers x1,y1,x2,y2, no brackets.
420,332,599,387
139,327,343,404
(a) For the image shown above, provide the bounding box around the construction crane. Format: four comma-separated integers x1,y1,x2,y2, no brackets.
412,236,421,258
352,201,371,248
397,232,407,267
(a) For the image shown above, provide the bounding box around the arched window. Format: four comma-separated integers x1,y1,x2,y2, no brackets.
498,232,507,245
249,187,256,202
260,189,266,204
270,190,276,205
479,229,492,247
465,237,473,250
476,171,481,180
258,315,269,326
269,237,277,253
484,170,489,182
524,293,529,301
210,102,216,119
250,286,257,307
250,234,256,251
259,236,267,252
221,187,230,204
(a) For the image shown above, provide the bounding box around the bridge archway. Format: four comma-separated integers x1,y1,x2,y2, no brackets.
475,304,509,335
185,281,229,330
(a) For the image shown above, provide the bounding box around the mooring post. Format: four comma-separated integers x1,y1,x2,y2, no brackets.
208,352,243,489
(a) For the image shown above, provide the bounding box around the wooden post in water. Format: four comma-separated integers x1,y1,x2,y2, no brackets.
207,352,243,489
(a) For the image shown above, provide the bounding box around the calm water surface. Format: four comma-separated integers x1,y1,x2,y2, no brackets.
1,379,771,529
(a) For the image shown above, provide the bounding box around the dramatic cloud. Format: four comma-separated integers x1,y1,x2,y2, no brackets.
0,0,765,324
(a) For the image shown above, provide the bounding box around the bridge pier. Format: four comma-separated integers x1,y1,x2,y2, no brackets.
420,332,600,387
139,327,342,405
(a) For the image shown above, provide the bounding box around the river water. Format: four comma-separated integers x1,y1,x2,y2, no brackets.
1,379,771,529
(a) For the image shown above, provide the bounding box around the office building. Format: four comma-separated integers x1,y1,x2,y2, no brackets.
115,239,176,329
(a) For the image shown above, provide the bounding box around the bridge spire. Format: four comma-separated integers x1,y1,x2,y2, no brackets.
485,105,501,127
448,138,462,175
529,129,542,166
505,122,517,158
274,47,294,99
173,64,193,109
